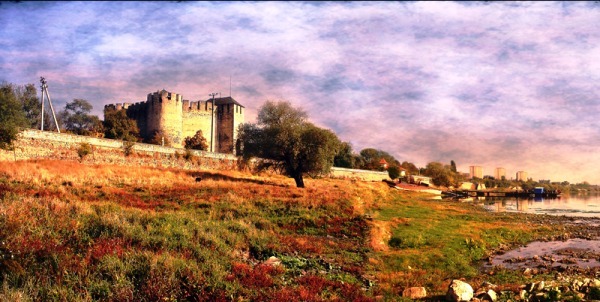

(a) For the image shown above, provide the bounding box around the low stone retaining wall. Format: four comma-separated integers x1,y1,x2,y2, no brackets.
329,167,389,182
0,129,240,171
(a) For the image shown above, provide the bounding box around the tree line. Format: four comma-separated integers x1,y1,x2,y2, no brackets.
414,160,600,194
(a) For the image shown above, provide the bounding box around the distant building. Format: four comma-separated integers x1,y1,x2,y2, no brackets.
516,171,528,181
495,167,506,180
379,159,389,170
458,181,486,190
469,166,483,179
459,182,475,190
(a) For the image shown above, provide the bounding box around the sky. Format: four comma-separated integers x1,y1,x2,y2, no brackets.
1,1,599,184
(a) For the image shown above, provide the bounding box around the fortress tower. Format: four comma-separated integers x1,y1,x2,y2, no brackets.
104,89,244,153
146,90,184,146
215,97,244,153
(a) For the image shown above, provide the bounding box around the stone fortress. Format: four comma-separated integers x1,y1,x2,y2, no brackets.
104,89,244,153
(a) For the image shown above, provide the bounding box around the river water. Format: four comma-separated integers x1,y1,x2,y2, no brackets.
479,195,600,270
480,194,600,218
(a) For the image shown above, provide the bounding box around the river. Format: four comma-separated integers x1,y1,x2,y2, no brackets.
480,194,600,272
480,194,600,218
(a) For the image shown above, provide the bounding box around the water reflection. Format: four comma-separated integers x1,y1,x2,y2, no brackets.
479,195,600,218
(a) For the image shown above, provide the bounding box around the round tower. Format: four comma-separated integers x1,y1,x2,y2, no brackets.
146,90,183,147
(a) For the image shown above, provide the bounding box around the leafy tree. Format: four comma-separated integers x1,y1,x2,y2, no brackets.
237,101,341,188
450,160,457,173
352,154,366,169
520,179,537,191
388,165,401,180
333,141,355,168
401,161,420,175
358,148,381,170
60,99,102,135
15,83,41,129
103,109,140,141
484,177,496,189
0,83,28,149
423,162,457,187
184,130,208,151
299,124,342,179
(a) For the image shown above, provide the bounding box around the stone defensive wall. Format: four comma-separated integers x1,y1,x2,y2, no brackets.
329,167,390,182
0,129,239,171
0,130,390,182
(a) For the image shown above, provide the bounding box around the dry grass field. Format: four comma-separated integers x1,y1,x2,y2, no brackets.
0,160,564,301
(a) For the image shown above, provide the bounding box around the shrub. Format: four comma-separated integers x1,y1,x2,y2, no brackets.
388,165,401,180
77,143,92,160
184,130,208,151
147,130,171,147
184,149,195,161
388,236,403,248
123,141,135,157
89,279,111,300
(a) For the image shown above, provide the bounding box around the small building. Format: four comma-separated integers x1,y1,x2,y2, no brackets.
379,159,388,170
459,182,475,190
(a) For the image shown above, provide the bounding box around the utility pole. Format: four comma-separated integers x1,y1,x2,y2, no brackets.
39,77,61,133
209,92,218,153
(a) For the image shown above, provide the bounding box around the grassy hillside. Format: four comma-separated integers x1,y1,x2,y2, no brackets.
0,160,561,301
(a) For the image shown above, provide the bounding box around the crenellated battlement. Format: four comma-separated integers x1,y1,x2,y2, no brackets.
104,104,118,111
104,102,136,112
184,100,214,113
104,89,243,153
